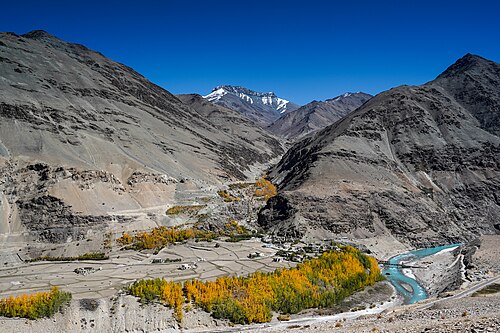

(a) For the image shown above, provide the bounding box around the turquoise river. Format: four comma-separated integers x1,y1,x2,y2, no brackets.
383,244,461,304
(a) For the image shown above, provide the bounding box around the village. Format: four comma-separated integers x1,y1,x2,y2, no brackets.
0,236,347,300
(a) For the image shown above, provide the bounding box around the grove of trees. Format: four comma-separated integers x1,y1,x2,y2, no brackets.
117,221,251,250
128,246,382,324
0,287,72,319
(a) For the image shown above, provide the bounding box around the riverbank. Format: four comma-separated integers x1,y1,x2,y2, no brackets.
382,244,461,304
464,235,500,284
404,244,463,297
276,281,398,323
251,291,500,333
400,235,500,299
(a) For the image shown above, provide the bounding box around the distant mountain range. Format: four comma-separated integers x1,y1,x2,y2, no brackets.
259,54,500,249
204,85,300,127
204,85,371,140
268,92,372,140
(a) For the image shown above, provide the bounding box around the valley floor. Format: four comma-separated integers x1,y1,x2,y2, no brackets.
0,235,498,332
0,238,293,300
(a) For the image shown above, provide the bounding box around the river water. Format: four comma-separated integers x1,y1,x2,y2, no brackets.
383,244,461,304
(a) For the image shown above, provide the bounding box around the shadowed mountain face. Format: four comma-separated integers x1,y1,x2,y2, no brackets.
267,92,372,140
259,54,500,248
0,31,284,243
204,85,300,127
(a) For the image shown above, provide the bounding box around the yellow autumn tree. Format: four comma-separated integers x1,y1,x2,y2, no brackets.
255,177,277,200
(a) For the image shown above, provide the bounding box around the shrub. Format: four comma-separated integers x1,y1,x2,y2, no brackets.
217,190,240,202
277,314,290,321
118,232,133,245
223,220,249,236
228,182,254,190
227,234,253,242
166,205,205,215
27,252,108,262
103,232,113,249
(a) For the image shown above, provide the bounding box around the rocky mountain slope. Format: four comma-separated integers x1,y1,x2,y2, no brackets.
176,93,286,178
204,85,300,126
268,92,372,140
259,54,500,248
0,30,284,245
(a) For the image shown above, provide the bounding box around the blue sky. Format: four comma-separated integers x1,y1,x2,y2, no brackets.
1,0,498,105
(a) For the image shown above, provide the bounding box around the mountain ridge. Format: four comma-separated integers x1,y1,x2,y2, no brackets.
259,53,500,249
0,30,284,243
267,92,372,140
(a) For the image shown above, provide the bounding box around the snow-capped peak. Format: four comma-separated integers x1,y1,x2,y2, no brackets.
203,85,298,115
204,87,228,102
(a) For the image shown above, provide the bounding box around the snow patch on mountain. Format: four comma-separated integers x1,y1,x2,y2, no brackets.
330,92,362,102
